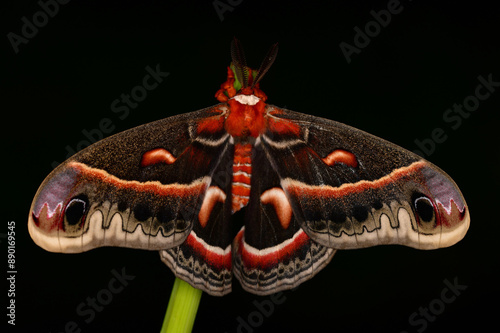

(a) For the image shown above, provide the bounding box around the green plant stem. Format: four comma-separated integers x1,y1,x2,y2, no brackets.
161,277,203,333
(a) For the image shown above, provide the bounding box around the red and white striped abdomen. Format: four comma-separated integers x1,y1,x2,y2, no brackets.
232,143,252,213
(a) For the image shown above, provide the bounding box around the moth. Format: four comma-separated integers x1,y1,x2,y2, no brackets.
28,39,469,296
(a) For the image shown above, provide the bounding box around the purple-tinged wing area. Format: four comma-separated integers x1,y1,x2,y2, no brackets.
30,161,208,253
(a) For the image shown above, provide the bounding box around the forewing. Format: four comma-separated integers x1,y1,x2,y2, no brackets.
259,106,469,250
28,104,232,254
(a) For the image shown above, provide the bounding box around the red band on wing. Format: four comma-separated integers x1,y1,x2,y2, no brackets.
322,149,358,168
140,148,177,167
185,231,231,269
235,228,310,269
284,161,427,199
69,162,207,198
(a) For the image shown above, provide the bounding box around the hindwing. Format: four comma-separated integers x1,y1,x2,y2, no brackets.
233,141,335,295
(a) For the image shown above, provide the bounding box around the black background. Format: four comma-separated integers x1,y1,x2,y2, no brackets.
3,0,499,332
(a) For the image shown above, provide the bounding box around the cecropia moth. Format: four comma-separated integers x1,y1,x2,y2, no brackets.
28,39,469,296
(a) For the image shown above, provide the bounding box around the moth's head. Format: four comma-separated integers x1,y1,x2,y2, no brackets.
216,38,278,102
